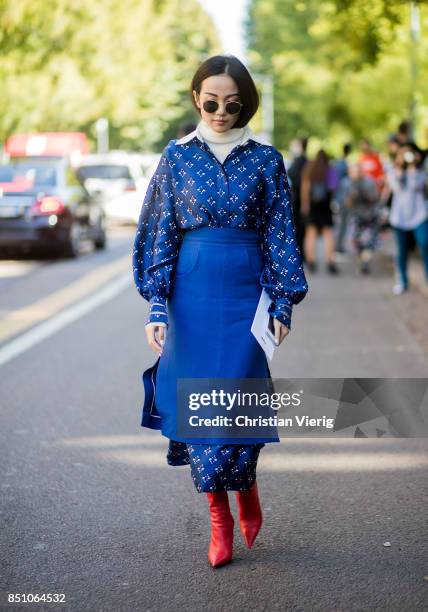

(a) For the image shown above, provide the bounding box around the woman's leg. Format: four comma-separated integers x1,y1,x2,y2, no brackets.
352,216,363,259
304,224,318,269
206,491,234,567
187,443,264,564
322,226,339,273
323,226,336,264
358,217,378,274
336,200,349,253
393,227,409,289
366,216,380,260
412,218,428,282
235,480,263,548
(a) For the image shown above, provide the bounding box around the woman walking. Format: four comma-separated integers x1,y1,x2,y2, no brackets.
132,55,309,568
300,149,339,274
382,142,428,294
343,162,381,274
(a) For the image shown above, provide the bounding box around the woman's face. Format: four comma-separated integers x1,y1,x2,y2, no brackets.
193,74,242,132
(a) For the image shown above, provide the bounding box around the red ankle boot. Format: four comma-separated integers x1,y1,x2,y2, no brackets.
206,491,234,567
235,481,263,548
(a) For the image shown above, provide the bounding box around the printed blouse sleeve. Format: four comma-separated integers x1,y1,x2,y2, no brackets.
260,151,309,330
132,147,181,327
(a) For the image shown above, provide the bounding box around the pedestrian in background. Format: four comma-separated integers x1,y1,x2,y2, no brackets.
288,137,309,262
301,149,339,274
334,143,352,254
343,162,380,274
359,138,385,195
381,142,428,294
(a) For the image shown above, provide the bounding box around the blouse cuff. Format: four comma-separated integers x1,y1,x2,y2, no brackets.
146,296,168,327
268,299,293,330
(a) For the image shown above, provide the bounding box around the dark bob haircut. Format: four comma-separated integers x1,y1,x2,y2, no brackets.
190,55,260,128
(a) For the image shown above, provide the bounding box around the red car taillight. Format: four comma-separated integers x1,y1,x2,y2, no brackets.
32,196,66,215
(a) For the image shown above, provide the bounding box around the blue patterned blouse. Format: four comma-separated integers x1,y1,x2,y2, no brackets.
132,129,309,330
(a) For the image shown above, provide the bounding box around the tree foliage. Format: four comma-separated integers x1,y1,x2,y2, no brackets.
0,0,220,150
247,0,428,152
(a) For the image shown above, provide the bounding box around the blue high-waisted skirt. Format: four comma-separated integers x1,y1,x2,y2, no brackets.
140,226,280,492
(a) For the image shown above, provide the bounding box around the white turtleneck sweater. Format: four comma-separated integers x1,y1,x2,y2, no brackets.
196,119,251,164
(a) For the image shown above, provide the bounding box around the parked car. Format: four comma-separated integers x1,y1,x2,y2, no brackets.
0,157,106,257
76,151,161,225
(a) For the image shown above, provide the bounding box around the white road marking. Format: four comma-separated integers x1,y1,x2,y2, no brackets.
0,260,39,277
0,272,132,367
0,255,130,343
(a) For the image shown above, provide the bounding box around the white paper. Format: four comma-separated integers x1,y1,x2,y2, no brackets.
250,288,277,361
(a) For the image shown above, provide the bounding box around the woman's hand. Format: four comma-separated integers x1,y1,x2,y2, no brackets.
273,318,290,345
145,322,167,355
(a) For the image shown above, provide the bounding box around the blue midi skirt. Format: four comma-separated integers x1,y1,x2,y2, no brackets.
140,226,279,491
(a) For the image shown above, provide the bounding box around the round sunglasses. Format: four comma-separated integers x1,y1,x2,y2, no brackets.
202,99,243,115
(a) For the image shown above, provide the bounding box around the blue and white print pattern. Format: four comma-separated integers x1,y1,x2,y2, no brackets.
132,133,309,330
166,439,264,493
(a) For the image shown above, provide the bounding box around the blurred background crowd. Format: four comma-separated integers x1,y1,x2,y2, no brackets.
285,120,428,294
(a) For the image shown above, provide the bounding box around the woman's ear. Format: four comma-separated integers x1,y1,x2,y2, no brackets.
192,90,200,110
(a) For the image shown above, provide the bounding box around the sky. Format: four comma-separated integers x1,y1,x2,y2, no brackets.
198,0,249,61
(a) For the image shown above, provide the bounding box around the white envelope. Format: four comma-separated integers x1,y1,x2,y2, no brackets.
251,288,277,361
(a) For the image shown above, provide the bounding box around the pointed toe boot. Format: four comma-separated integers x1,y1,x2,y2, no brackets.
206,491,234,567
235,481,263,548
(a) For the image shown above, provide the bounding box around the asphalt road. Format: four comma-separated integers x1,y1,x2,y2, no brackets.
1,227,427,612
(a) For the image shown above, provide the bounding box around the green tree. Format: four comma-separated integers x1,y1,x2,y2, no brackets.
247,0,428,152
0,0,220,151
